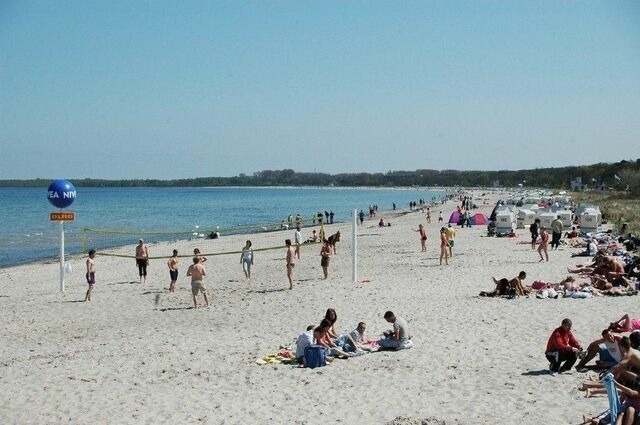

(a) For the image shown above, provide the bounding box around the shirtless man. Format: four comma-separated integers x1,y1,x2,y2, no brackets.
85,249,96,302
285,239,295,290
483,271,527,297
193,248,207,264
609,337,640,388
135,239,149,283
575,328,622,371
186,257,208,308
167,249,179,292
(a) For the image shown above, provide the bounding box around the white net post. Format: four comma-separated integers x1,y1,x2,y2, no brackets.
352,209,357,284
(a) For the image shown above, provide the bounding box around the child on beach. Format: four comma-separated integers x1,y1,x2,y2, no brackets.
439,227,449,265
85,249,96,302
320,240,331,279
240,240,254,280
413,224,427,252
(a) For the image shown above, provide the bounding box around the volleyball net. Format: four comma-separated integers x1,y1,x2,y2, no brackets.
82,216,327,259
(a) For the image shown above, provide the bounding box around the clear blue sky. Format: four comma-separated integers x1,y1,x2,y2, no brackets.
1,1,639,179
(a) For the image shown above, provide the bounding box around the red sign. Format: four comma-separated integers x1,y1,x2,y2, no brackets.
50,212,75,221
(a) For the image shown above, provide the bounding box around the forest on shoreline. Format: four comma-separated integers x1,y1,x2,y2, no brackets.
2,159,639,195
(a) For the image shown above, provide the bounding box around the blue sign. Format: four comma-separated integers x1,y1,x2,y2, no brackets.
47,179,76,209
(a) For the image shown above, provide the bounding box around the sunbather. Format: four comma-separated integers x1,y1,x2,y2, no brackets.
575,329,623,372
480,271,527,297
610,314,640,333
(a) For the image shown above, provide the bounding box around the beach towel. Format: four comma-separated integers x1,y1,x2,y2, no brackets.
603,372,622,423
255,350,297,365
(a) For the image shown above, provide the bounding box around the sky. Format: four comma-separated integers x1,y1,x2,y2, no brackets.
1,1,639,179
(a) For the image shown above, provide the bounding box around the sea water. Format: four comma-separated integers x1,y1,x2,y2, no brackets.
0,186,446,268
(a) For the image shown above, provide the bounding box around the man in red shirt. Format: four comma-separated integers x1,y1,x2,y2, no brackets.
545,318,582,376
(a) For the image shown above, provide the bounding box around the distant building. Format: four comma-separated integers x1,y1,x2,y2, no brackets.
570,177,584,191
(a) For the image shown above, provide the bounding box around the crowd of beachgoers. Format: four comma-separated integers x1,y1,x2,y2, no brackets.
4,188,640,424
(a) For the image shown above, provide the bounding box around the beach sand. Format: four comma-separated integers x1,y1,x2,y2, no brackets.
0,191,634,424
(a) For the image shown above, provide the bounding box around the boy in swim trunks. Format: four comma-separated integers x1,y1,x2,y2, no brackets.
85,249,96,302
186,256,208,308
286,239,295,289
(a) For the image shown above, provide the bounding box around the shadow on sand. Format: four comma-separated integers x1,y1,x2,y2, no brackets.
158,307,194,312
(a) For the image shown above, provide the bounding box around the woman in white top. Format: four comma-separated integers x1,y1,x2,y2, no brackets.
240,240,254,280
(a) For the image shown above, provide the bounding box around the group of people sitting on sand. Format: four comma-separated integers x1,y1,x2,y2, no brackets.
295,308,413,366
544,315,640,424
479,248,639,300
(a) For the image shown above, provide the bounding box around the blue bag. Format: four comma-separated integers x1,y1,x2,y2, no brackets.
304,345,327,368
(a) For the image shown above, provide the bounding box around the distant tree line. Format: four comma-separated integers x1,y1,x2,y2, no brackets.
2,159,639,195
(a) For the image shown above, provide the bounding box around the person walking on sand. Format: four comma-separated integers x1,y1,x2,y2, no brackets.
438,211,443,223
286,239,295,289
294,226,302,259
413,224,427,252
426,208,431,223
240,240,254,280
135,239,149,283
167,249,179,292
320,239,332,279
538,226,550,262
85,249,96,302
530,218,540,250
186,256,209,308
446,223,456,257
439,227,449,265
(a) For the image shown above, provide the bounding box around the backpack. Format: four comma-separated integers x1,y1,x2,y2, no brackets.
304,345,327,368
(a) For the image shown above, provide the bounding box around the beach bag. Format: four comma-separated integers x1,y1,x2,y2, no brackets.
304,345,327,368
531,280,547,290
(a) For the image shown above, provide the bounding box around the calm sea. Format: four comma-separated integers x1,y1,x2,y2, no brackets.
0,186,445,268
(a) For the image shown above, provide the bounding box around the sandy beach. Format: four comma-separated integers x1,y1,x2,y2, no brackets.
0,191,635,424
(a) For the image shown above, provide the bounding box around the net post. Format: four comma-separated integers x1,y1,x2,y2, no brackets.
60,221,65,292
352,209,357,284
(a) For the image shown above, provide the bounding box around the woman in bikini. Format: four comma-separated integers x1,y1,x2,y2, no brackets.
439,227,449,266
